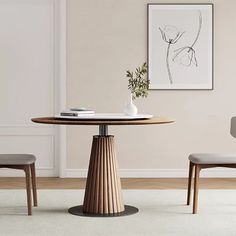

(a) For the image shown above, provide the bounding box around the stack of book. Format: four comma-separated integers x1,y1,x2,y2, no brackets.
60,108,95,117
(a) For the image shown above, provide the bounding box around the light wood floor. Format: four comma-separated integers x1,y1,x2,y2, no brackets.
1,178,236,189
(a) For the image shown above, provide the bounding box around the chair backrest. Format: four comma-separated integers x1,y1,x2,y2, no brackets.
230,117,236,138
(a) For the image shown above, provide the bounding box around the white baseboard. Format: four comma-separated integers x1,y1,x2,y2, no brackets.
65,168,236,178
0,169,56,177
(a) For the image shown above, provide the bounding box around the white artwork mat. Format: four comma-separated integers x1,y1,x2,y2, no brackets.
148,4,213,89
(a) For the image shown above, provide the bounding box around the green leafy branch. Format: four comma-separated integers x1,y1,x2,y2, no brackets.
125,62,150,100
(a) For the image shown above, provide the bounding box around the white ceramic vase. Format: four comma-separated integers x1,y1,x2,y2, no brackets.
123,93,138,116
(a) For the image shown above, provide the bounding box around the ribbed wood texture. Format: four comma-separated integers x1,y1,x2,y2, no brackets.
83,136,124,214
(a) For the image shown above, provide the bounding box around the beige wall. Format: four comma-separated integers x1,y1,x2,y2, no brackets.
66,0,236,173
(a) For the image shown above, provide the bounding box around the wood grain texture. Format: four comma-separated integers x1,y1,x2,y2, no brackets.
193,165,201,214
187,161,194,205
83,136,124,214
2,178,236,189
24,165,32,215
31,117,175,126
30,163,38,207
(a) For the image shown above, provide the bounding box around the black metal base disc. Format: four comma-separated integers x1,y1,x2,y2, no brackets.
68,205,139,217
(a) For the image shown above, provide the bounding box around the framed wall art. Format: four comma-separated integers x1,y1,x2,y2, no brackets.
148,4,213,90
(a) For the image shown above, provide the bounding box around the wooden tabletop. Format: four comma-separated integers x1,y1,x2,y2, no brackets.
31,117,175,126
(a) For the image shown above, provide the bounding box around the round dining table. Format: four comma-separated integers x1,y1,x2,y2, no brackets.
32,116,174,217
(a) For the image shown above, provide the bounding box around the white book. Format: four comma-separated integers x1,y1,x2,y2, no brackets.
70,108,95,114
60,111,95,117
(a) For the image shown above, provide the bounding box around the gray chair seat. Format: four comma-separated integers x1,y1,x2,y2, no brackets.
189,153,236,164
0,154,36,165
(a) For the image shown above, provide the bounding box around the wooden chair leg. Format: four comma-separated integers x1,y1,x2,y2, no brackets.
193,164,201,214
30,163,38,207
24,165,32,215
187,161,194,205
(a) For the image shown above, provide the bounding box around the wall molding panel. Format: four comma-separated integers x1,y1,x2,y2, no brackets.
0,0,67,177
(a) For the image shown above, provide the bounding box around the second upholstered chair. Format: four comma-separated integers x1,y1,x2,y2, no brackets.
0,154,37,215
187,117,236,214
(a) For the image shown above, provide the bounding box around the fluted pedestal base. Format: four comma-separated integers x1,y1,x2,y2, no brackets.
68,135,138,217
83,135,124,214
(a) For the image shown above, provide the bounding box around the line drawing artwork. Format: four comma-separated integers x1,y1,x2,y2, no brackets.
173,11,202,67
159,26,185,84
159,11,202,84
